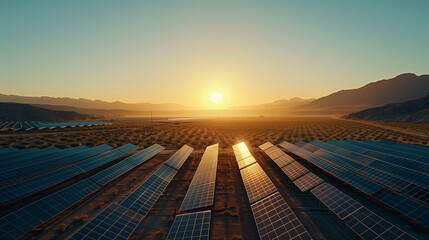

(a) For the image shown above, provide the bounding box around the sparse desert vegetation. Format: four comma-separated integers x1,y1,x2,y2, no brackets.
1,117,428,150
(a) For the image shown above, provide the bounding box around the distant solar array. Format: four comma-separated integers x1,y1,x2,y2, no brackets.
0,120,111,131
261,141,418,240
234,142,313,240
69,145,193,240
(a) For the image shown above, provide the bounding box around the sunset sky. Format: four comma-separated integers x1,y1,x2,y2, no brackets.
1,1,428,109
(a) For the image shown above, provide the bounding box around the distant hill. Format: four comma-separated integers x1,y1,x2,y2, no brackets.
345,95,429,123
0,94,197,111
302,73,429,113
0,102,93,122
231,97,315,116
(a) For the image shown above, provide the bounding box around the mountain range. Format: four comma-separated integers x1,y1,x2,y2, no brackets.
1,73,428,119
0,103,92,122
345,95,429,123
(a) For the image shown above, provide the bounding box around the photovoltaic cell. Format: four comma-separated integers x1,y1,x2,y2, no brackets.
376,190,429,227
311,182,363,220
251,192,312,240
259,142,274,151
164,145,194,170
259,143,295,168
344,207,416,240
69,203,144,240
281,161,309,181
0,179,99,240
293,172,324,192
240,163,277,203
166,210,211,240
237,156,257,169
90,144,164,185
180,144,218,211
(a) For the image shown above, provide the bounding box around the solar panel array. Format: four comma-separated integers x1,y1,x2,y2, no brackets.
166,210,211,240
281,140,429,228
180,144,218,211
0,179,100,240
259,143,324,192
69,145,193,240
233,142,313,240
0,144,112,186
311,140,429,204
311,183,416,240
90,144,164,185
0,120,111,131
0,144,134,204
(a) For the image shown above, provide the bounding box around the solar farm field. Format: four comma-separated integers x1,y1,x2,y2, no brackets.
0,117,428,239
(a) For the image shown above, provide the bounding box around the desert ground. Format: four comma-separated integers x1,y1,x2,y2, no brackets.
1,117,428,151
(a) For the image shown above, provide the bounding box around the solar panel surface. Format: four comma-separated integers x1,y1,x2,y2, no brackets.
166,210,211,240
293,172,324,192
251,192,312,240
281,161,309,180
240,163,277,203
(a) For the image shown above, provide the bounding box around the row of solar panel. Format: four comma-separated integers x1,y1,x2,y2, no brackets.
280,140,429,228
69,145,194,240
260,142,417,240
0,144,113,186
301,140,429,226
180,144,219,212
0,121,111,131
0,144,138,204
165,144,220,239
0,144,165,240
233,142,313,240
309,140,429,205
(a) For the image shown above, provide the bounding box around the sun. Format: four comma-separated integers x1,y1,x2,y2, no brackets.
210,92,223,104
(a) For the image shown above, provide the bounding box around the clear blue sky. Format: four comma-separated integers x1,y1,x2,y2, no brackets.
1,0,428,108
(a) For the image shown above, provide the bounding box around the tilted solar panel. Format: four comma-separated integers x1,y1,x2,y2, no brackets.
240,163,277,203
344,207,416,240
259,142,274,151
166,210,211,240
281,161,309,180
311,182,363,220
164,145,194,170
293,172,324,192
251,192,312,240
69,203,144,240
90,144,164,185
237,156,257,169
180,144,218,211
0,179,99,240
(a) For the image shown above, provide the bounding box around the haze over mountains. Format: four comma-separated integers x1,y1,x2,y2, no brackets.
1,73,428,119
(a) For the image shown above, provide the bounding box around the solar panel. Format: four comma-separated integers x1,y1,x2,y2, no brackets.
237,156,257,169
259,143,295,168
69,203,144,240
0,144,112,185
166,210,211,240
70,147,186,240
293,172,324,192
240,163,277,203
90,144,164,185
344,207,417,240
251,192,312,240
376,190,429,227
259,142,274,151
164,145,194,170
311,182,363,220
0,145,130,204
0,179,99,240
180,144,218,211
281,161,309,180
